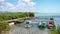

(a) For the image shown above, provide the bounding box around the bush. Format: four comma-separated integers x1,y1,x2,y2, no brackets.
50,25,60,34
56,25,60,34
0,22,11,34
0,12,35,21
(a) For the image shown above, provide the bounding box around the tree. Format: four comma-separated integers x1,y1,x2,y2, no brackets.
29,12,35,17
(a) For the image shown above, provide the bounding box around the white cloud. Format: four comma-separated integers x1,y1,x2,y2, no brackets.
5,2,15,10
22,0,30,3
0,0,5,2
0,6,4,11
0,0,36,12
14,0,36,12
28,2,35,7
16,2,26,8
22,0,35,7
0,2,16,12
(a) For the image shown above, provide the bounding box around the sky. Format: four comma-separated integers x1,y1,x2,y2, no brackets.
0,0,60,13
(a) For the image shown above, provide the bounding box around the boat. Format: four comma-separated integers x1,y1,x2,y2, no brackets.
9,22,14,26
47,17,55,29
47,21,55,29
25,20,32,28
25,24,32,28
38,21,46,28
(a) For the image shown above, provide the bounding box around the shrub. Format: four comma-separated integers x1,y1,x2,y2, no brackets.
0,22,11,34
0,12,35,21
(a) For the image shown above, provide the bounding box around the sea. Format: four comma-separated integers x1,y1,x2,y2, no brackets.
35,13,60,26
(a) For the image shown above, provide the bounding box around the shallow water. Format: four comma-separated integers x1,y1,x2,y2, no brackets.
7,20,50,34
8,24,49,34
4,16,60,34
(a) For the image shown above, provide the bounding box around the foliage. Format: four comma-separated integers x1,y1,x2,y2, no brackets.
0,22,11,34
56,25,60,34
50,25,60,34
0,12,35,21
50,26,56,34
29,12,35,17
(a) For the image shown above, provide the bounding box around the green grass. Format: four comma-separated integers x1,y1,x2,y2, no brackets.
0,22,11,34
50,25,60,34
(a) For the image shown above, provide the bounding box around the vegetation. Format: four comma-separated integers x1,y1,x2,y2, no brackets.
50,25,60,34
56,25,60,34
50,26,56,34
0,22,11,34
0,12,34,34
0,12,35,21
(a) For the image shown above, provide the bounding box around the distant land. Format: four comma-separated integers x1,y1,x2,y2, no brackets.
0,11,60,16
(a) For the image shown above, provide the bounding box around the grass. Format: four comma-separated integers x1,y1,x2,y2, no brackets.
50,25,60,34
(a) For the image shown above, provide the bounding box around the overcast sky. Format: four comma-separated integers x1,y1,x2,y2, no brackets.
0,0,60,13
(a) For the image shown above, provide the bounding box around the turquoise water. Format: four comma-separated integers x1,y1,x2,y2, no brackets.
35,13,60,16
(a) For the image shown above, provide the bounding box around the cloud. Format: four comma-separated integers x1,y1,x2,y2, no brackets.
16,2,26,8
5,2,15,10
0,0,36,12
22,0,35,7
28,2,35,7
14,0,36,12
0,0,5,2
22,0,30,3
0,5,4,11
0,1,16,12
